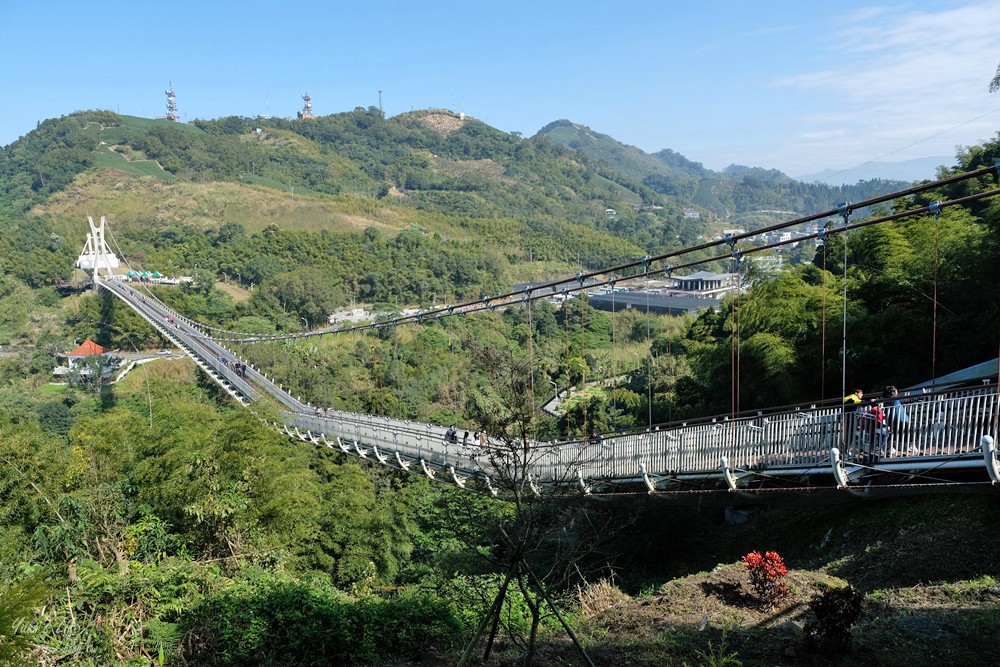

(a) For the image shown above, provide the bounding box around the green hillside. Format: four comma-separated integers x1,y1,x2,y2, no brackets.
536,118,918,226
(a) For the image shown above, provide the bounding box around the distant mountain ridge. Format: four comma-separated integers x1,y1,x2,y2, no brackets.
534,119,916,224
796,156,951,186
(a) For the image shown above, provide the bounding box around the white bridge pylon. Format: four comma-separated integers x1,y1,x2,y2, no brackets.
76,215,120,279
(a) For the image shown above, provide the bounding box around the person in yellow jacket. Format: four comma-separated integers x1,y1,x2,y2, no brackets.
843,388,864,408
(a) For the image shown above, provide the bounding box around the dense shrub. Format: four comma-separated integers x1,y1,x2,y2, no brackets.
181,575,463,666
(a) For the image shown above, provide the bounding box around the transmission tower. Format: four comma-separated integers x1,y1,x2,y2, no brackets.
297,93,314,119
164,82,179,121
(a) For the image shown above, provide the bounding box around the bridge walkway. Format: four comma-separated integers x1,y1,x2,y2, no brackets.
98,277,1000,502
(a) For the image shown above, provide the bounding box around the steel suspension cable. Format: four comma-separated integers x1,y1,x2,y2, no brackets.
932,203,941,390
645,277,652,433
840,205,851,450
821,234,828,402
525,291,537,439
580,285,587,438
563,296,570,422
610,279,617,430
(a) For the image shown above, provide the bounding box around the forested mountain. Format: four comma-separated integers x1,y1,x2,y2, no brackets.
535,119,916,226
0,107,932,306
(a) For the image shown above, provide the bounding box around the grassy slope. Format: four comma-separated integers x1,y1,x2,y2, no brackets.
506,495,1000,666
37,169,425,235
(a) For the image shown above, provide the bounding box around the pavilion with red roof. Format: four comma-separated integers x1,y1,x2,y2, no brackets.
66,338,110,358
53,338,117,382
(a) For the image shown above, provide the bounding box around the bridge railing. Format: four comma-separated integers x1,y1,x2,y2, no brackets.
577,385,999,479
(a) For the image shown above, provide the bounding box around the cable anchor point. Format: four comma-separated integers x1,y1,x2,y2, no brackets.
837,202,852,225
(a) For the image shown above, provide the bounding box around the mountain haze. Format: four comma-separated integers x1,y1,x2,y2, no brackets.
796,155,951,186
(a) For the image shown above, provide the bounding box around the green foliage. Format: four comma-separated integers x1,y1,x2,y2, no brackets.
687,628,742,667
37,399,74,435
0,572,50,667
182,571,463,666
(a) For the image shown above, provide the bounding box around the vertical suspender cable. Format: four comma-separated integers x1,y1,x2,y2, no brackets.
394,320,402,420
726,235,741,422
821,232,828,402
839,204,851,448
563,294,571,428
610,279,617,430
730,268,736,422
666,267,673,425
645,271,652,433
580,279,587,437
735,257,742,415
931,201,941,391
525,290,536,439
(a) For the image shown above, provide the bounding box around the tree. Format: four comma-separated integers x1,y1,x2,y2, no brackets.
453,340,620,666
990,62,1000,93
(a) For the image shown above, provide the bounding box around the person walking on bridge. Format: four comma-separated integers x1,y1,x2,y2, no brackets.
843,388,864,457
843,388,864,409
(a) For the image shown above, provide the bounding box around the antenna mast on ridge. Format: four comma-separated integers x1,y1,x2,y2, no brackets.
164,82,179,122
297,93,314,119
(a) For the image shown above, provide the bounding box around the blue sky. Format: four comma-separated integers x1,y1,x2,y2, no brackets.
3,0,999,177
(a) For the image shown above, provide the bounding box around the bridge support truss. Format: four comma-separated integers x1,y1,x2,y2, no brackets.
76,216,120,281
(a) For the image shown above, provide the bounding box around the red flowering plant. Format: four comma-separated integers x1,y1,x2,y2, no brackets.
741,550,790,603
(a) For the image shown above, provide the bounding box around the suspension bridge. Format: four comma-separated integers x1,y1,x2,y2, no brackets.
73,166,1000,504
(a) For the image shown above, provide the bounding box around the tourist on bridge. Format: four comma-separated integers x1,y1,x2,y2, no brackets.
463,431,470,446
859,399,889,457
843,388,865,457
843,388,864,410
883,386,910,431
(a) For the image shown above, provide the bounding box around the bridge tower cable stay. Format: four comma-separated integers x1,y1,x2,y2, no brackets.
75,215,121,284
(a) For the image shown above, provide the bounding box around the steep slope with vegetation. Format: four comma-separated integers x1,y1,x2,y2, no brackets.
536,119,917,227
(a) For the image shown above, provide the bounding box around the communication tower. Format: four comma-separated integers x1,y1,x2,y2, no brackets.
164,82,179,122
297,93,314,119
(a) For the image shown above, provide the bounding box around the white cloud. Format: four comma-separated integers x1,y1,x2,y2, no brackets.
768,1,1000,172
